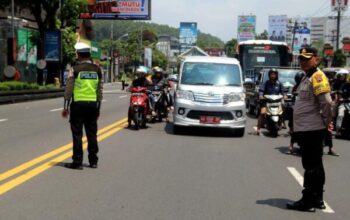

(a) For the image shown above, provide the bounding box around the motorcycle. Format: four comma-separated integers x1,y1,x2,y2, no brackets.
264,94,284,137
151,85,169,122
336,98,350,139
128,87,149,130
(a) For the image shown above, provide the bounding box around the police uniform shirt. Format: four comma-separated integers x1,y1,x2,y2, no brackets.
293,68,333,132
64,60,103,102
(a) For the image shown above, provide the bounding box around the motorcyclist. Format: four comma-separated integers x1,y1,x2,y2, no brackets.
332,69,348,92
335,69,350,137
130,66,156,116
255,68,286,135
151,66,171,122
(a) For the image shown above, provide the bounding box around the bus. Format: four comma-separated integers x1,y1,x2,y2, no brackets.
236,40,292,78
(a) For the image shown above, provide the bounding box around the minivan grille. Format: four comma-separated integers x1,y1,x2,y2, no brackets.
193,92,223,104
187,110,234,120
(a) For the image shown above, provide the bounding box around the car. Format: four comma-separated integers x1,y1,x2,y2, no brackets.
244,67,302,117
173,56,246,137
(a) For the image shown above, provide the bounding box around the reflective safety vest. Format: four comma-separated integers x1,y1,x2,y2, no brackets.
73,71,99,101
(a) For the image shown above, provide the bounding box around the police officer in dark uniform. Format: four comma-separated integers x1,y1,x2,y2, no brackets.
62,42,103,170
287,47,333,212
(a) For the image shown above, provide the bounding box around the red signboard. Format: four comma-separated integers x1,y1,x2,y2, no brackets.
324,48,334,56
343,43,350,53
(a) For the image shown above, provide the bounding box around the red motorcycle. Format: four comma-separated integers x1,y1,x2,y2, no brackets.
128,87,149,130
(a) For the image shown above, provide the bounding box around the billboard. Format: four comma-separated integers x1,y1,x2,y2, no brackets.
289,17,311,54
331,0,348,11
238,15,256,42
268,15,287,42
80,0,151,20
179,22,198,53
44,31,61,62
17,28,37,64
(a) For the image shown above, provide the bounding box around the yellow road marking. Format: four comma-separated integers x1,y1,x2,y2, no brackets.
0,122,128,195
0,118,127,182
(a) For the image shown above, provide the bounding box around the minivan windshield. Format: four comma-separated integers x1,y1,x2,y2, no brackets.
181,62,241,86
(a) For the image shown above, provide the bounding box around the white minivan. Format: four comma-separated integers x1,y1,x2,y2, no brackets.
173,56,246,136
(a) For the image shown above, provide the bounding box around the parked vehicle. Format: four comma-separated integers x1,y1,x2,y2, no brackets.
128,87,149,130
173,56,246,136
264,94,284,137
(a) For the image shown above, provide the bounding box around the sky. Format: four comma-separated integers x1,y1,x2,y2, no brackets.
150,0,350,42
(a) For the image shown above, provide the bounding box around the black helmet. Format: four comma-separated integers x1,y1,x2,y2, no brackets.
268,68,278,79
294,72,305,85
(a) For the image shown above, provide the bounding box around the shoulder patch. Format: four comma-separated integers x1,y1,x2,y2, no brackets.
311,71,330,96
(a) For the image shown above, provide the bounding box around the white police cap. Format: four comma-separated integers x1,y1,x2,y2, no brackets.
74,42,91,53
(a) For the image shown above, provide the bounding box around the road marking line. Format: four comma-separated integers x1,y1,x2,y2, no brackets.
50,108,63,112
287,167,335,214
0,119,8,122
119,95,127,98
0,118,127,183
0,122,127,195
102,99,107,103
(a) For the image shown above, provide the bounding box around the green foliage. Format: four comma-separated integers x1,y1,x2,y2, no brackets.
332,49,346,67
0,81,39,91
61,27,78,65
224,38,238,58
0,81,57,91
92,20,224,49
152,50,168,69
256,30,268,40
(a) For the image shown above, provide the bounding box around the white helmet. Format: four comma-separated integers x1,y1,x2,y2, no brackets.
135,66,148,75
336,69,349,78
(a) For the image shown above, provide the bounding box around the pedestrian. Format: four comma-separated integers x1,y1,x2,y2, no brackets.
62,42,103,170
286,47,333,212
121,72,127,90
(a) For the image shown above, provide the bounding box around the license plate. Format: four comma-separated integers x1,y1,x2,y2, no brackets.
200,116,221,124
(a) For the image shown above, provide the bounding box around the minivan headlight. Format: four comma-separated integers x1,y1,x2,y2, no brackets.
225,92,245,103
176,90,194,101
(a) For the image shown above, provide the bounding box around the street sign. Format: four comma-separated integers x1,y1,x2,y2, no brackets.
331,0,348,11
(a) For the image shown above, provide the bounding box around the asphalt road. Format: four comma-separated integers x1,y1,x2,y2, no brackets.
0,83,350,220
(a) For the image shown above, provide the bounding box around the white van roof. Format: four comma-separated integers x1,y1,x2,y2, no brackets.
183,56,240,65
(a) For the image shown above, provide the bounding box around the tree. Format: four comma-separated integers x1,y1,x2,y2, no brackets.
0,0,87,84
332,49,346,67
152,49,168,69
255,30,268,40
224,38,238,58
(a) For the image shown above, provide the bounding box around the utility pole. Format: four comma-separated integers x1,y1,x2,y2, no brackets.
109,22,114,82
336,1,342,50
11,0,15,38
140,25,143,65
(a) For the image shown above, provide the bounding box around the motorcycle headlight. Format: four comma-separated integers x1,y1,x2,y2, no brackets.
225,92,245,103
176,90,194,101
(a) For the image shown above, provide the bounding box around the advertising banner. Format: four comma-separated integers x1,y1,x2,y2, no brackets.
237,15,256,42
179,22,198,53
80,0,151,20
331,0,348,11
144,47,152,68
268,15,287,42
17,28,37,64
289,17,311,54
44,31,61,62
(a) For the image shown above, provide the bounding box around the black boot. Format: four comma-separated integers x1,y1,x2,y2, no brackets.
313,192,326,209
286,199,316,212
65,162,83,170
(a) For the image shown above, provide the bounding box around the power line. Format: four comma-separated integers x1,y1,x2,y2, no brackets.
309,0,331,17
